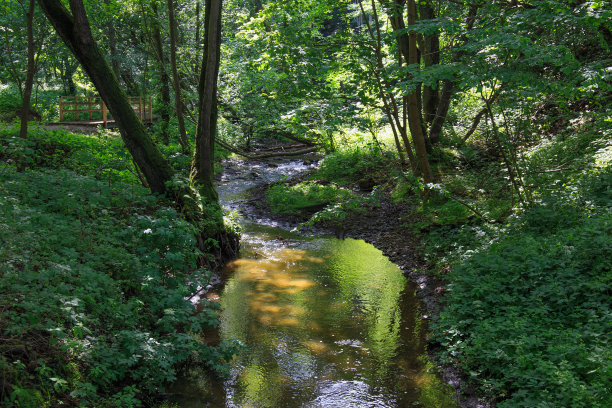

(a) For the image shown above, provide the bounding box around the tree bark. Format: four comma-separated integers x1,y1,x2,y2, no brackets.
19,0,36,150
150,3,171,144
38,0,174,194
407,0,433,182
194,0,201,74
419,1,439,127
103,0,120,78
192,0,222,202
167,0,190,152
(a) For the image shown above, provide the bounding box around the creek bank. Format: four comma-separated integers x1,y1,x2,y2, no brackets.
236,161,495,408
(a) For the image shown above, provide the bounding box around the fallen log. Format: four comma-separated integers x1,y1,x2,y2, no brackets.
215,138,318,159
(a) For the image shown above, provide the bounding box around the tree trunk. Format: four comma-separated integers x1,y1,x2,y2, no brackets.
428,5,480,145
151,3,171,144
407,0,433,182
382,0,418,173
359,0,416,170
18,0,36,171
103,0,120,78
194,0,201,74
167,0,190,152
38,0,174,194
419,1,439,127
192,0,222,202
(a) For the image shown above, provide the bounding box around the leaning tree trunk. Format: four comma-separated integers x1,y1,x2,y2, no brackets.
192,0,222,202
37,0,174,194
18,0,36,166
38,0,238,266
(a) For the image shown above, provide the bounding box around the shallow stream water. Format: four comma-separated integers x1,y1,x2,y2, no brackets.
171,160,456,408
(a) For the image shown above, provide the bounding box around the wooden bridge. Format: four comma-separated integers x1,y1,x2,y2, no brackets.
51,95,153,128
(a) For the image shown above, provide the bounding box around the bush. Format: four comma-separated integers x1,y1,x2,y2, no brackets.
267,181,354,215
0,127,142,183
433,169,612,408
0,87,22,122
316,147,394,186
0,129,238,407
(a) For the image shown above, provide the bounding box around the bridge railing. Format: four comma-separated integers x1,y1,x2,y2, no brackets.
59,95,153,127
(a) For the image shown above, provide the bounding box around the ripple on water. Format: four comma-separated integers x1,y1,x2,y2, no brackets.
304,380,396,408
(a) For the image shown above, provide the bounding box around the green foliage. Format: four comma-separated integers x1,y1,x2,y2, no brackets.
267,181,353,215
0,128,238,407
266,146,389,223
302,189,381,229
433,169,612,408
0,127,140,183
0,87,22,122
315,147,395,187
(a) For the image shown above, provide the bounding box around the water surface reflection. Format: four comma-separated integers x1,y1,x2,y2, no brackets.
216,223,456,408
172,160,455,407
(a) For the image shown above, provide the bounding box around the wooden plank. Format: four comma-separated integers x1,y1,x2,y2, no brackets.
74,96,79,121
102,100,107,128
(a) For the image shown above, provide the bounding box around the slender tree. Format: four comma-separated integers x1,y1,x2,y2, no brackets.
419,0,439,127
192,0,222,201
103,0,120,78
406,0,433,181
18,0,36,154
147,2,172,144
167,0,189,151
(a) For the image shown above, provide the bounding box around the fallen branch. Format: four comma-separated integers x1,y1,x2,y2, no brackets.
460,107,487,144
215,138,317,159
460,85,504,145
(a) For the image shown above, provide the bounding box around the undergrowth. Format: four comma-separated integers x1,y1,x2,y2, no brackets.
0,127,239,407
267,181,354,215
433,169,612,408
265,146,391,224
418,112,612,406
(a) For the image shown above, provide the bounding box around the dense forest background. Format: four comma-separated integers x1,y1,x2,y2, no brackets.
1,0,610,407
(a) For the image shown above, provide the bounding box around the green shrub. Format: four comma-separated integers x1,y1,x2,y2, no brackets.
267,181,354,215
0,87,23,121
0,127,142,183
0,166,238,407
433,169,612,408
315,147,394,186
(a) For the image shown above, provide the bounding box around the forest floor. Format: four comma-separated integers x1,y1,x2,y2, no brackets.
238,159,493,408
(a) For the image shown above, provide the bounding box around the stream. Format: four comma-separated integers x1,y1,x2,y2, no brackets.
170,159,457,408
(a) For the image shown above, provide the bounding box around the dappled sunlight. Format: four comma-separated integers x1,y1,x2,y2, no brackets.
303,340,329,354
217,222,457,408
